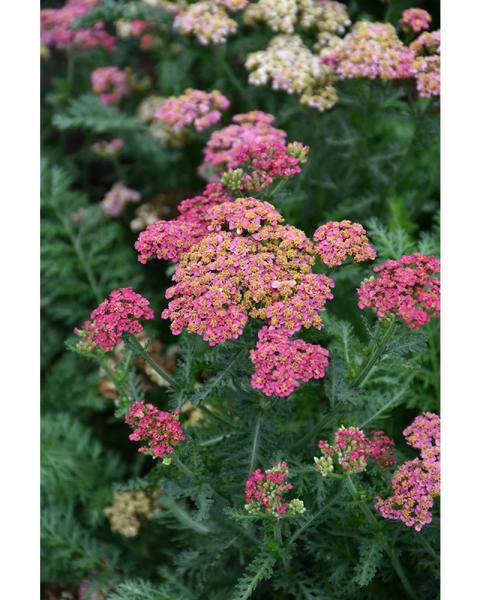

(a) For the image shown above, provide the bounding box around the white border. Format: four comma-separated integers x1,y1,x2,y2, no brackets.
441,0,480,597
0,1,40,597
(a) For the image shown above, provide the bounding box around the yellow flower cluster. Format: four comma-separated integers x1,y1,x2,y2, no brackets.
104,490,159,537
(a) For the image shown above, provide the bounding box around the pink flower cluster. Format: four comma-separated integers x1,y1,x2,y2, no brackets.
41,0,116,52
223,141,308,193
201,111,287,178
91,67,130,104
101,182,140,218
400,8,432,33
134,183,233,263
322,21,415,80
92,138,124,157
313,220,376,267
161,198,334,344
155,89,230,132
244,462,305,517
314,426,396,476
75,287,154,351
357,253,440,329
125,401,185,461
376,412,440,532
250,327,329,397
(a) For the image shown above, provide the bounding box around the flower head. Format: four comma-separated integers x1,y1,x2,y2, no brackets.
155,89,230,131
125,401,185,461
357,253,440,329
41,0,116,52
174,1,237,45
400,8,432,33
376,412,440,532
322,21,415,80
250,327,330,397
75,288,154,351
244,461,305,517
101,182,140,217
201,111,287,178
313,220,376,267
222,141,308,193
315,426,396,475
92,138,124,158
245,34,338,112
91,66,130,104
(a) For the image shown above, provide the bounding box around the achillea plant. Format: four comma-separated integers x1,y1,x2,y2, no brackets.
42,2,440,596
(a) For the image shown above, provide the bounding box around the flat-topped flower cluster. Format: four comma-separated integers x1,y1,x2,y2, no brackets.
41,0,116,53
125,401,185,462
75,287,154,351
376,412,440,531
314,425,395,476
357,254,440,329
244,461,305,517
155,89,230,132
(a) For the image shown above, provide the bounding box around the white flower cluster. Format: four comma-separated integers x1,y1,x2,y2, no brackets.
298,0,350,33
244,0,298,33
244,0,349,35
245,34,338,111
174,1,238,45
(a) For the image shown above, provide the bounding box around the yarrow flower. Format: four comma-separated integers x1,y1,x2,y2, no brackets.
101,182,140,217
201,111,287,178
174,1,238,45
410,30,440,98
104,489,159,537
376,412,440,532
161,198,334,346
91,66,130,104
115,18,159,50
222,141,308,193
314,426,395,476
41,0,116,53
125,401,185,462
357,253,440,329
313,220,376,267
244,462,305,517
245,34,338,112
322,21,415,80
300,0,350,33
400,8,432,33
134,182,233,263
244,0,298,33
250,327,329,397
92,138,124,158
155,89,230,132
75,287,154,351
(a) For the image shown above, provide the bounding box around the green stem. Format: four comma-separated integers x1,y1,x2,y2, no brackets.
67,50,76,90
200,404,236,429
216,48,251,105
124,334,176,387
55,209,103,302
345,475,418,600
359,387,405,429
273,521,283,546
248,415,262,473
290,487,344,544
288,410,336,454
174,456,195,480
352,319,396,388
